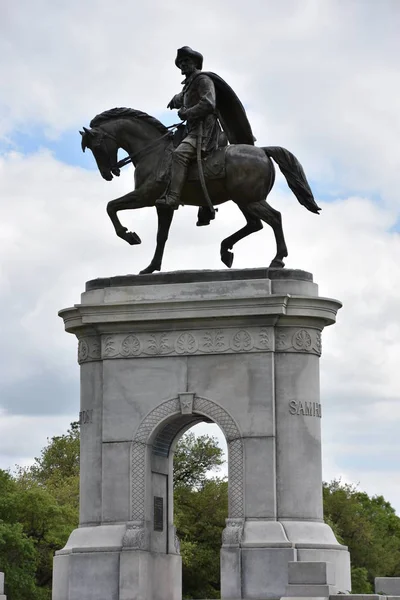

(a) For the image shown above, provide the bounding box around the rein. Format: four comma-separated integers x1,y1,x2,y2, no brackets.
102,122,182,170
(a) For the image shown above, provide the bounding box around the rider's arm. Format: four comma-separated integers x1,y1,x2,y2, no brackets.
184,76,216,120
168,92,184,109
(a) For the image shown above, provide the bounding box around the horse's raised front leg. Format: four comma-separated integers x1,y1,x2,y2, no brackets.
140,205,174,274
220,206,263,268
247,200,288,268
107,190,150,245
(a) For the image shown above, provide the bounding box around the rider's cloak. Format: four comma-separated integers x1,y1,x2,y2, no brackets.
204,72,255,146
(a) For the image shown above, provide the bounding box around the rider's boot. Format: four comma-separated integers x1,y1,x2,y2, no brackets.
196,206,216,226
156,154,190,210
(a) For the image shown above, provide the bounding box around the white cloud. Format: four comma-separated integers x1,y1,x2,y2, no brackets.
0,410,77,470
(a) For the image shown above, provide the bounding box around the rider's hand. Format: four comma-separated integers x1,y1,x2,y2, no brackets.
178,108,188,121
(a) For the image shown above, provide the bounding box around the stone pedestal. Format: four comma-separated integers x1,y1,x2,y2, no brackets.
53,268,351,600
0,571,6,600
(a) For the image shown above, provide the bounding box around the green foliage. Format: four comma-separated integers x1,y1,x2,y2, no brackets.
0,469,52,600
351,567,373,594
173,432,224,489
2,422,400,600
173,433,227,599
28,421,80,510
0,423,80,600
0,521,39,600
175,479,228,598
323,479,400,592
30,422,80,481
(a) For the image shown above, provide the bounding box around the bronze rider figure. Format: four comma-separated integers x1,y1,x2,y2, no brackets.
156,46,254,226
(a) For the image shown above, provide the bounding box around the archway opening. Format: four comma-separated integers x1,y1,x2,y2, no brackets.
153,417,228,600
134,396,244,598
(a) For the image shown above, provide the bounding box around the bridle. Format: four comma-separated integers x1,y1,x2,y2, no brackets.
93,122,182,172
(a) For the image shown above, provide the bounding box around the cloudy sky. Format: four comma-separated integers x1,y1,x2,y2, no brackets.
1,0,400,512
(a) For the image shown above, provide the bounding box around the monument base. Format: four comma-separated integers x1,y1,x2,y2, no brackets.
54,268,351,600
222,520,350,599
52,525,181,600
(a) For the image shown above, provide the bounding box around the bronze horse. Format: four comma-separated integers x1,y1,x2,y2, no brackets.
80,108,320,274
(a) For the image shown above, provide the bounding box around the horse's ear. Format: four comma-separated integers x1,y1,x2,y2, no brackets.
80,131,87,153
83,126,94,136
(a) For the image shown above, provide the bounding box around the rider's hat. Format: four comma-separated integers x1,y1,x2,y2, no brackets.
175,46,203,70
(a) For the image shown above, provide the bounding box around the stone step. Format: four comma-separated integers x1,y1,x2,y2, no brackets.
375,578,400,596
286,584,336,597
288,562,336,585
330,595,384,600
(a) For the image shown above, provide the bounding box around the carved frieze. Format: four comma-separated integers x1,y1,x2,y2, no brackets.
77,327,322,363
275,327,321,356
78,327,273,363
77,336,101,364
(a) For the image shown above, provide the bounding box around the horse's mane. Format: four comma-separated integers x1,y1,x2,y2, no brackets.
90,107,167,134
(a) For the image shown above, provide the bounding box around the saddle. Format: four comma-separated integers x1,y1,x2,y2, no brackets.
156,136,227,184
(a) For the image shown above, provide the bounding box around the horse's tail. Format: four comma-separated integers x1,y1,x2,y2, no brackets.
262,146,321,214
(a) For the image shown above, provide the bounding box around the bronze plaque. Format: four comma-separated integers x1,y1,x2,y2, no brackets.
154,496,163,531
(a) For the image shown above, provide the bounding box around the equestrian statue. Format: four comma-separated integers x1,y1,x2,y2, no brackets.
80,46,320,274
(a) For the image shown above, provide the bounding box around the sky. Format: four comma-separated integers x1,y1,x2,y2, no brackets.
0,0,400,513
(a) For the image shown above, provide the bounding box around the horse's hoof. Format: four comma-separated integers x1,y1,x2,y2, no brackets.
126,231,141,245
139,264,160,275
221,250,234,268
269,258,285,268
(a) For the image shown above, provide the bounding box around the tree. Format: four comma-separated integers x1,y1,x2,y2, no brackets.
0,521,40,600
28,421,80,510
0,424,80,600
29,422,80,482
175,479,228,599
323,479,400,592
173,433,228,599
0,470,50,600
12,474,77,592
18,423,80,595
174,431,224,488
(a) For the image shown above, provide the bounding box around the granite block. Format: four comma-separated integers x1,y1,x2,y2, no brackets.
375,578,400,595
288,561,335,585
286,583,336,596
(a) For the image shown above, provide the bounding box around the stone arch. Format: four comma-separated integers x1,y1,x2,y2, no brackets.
130,396,244,521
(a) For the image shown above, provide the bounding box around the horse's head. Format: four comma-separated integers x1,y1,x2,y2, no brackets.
80,126,120,181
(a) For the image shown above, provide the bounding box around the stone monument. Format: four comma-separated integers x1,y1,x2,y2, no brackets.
52,267,351,600
0,572,6,600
